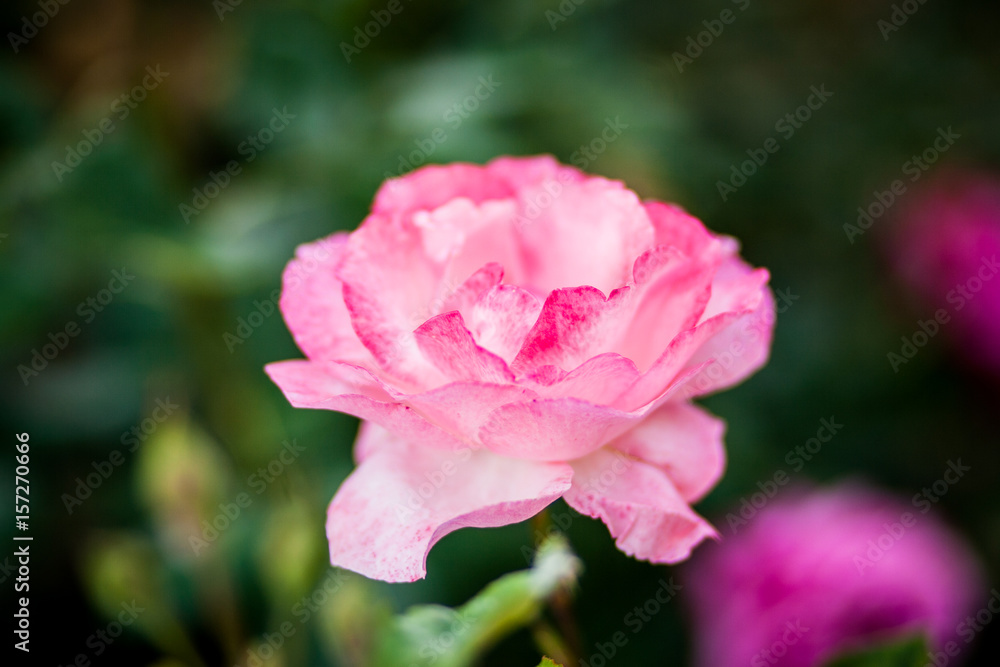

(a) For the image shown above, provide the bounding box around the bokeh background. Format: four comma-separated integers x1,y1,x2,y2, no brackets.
2,0,999,665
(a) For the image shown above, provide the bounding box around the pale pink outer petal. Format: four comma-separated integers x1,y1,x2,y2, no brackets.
563,448,718,564
477,358,707,461
402,382,540,446
609,402,726,503
401,359,704,464
278,233,372,365
326,425,574,582
263,360,462,457
477,397,640,461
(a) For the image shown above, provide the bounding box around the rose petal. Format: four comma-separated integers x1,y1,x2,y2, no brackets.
515,178,655,295
437,263,504,321
610,402,726,503
524,353,641,405
644,201,718,258
374,164,513,218
615,243,718,371
486,154,586,191
373,155,584,219
337,217,447,387
563,448,718,564
469,284,544,363
326,425,573,582
478,397,639,461
699,258,771,323
412,198,526,288
402,382,540,445
414,311,515,384
613,312,741,411
680,268,774,398
512,285,632,375
510,243,722,377
264,360,460,457
614,258,772,410
278,233,372,365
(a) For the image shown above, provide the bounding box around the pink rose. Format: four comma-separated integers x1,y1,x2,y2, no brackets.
888,170,1000,375
266,156,774,582
685,484,984,667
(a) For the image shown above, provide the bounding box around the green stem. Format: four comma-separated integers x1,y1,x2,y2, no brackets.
532,620,574,666
548,586,583,667
532,508,553,546
529,513,582,666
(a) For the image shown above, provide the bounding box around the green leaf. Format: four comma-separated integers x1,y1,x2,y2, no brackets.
371,536,581,667
537,658,564,667
822,634,931,667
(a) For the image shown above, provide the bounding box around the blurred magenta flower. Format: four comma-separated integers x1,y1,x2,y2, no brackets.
266,156,774,581
686,484,983,667
890,171,1000,373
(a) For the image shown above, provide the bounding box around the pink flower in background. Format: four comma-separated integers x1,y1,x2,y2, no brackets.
685,484,984,667
890,171,1000,373
265,156,774,582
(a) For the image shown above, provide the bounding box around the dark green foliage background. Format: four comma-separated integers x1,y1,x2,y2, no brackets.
1,0,998,665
